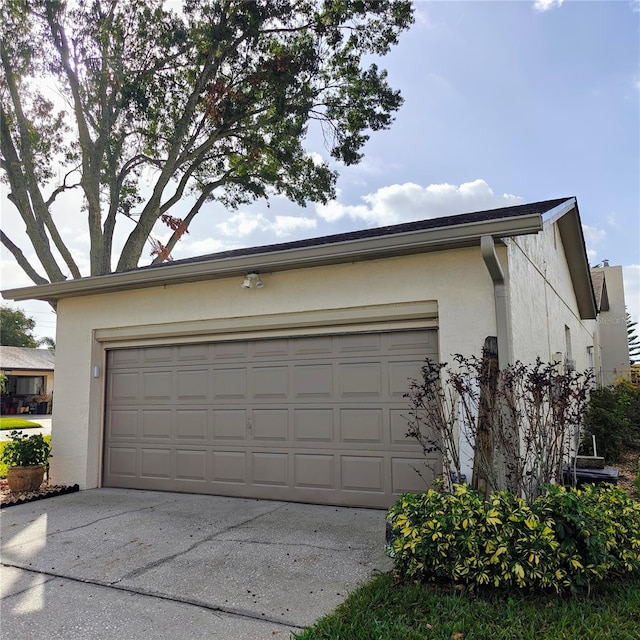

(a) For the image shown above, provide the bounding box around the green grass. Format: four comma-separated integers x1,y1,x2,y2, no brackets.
0,436,51,477
0,417,42,430
293,572,640,640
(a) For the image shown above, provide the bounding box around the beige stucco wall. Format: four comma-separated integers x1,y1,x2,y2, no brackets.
592,265,630,385
49,230,598,490
51,247,502,489
506,222,597,373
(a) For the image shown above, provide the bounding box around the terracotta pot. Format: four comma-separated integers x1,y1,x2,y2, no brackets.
6,465,46,493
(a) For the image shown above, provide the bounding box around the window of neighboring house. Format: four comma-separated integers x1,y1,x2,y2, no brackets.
15,376,45,396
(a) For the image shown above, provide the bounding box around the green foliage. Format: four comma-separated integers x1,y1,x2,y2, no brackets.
1,0,414,281
0,430,51,467
581,379,640,462
0,305,38,347
387,484,640,593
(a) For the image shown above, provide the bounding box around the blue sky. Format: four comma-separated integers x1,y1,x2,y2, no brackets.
1,0,639,339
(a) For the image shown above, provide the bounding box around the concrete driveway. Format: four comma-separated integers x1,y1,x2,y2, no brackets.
1,489,392,639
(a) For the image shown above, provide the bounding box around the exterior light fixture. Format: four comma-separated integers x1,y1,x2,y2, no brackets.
241,273,263,289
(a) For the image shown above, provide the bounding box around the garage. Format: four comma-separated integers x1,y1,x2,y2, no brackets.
103,328,439,508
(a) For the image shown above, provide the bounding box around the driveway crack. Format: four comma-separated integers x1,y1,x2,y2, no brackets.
1,563,303,632
112,502,287,583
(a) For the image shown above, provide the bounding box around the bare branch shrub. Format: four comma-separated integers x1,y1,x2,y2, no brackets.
405,351,593,502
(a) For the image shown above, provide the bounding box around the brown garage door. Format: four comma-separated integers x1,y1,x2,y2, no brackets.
103,329,440,508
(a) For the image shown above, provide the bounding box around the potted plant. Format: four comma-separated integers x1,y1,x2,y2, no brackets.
1,430,52,493
33,393,52,414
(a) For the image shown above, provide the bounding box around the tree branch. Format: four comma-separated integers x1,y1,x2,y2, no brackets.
0,230,49,285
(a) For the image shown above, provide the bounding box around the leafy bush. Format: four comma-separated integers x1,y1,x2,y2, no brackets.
581,380,640,462
387,483,640,593
0,430,51,467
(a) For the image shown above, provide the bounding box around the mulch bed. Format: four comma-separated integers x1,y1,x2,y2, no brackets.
0,479,79,508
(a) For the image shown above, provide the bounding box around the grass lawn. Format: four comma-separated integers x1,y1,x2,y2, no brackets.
0,436,52,477
293,571,640,640
0,417,42,430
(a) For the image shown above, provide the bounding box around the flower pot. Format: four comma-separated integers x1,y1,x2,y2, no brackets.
6,465,46,493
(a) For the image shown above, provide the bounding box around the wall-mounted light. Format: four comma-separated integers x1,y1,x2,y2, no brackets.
241,272,264,289
93,365,101,379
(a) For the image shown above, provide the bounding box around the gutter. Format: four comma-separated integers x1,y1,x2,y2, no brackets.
481,235,513,369
3,213,543,303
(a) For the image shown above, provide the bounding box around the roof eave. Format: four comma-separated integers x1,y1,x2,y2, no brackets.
553,200,598,320
2,213,543,303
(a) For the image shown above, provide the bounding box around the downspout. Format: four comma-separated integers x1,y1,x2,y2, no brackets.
481,235,513,369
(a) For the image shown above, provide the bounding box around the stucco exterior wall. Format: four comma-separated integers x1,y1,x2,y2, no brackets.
51,247,500,489
592,265,630,385
506,222,597,372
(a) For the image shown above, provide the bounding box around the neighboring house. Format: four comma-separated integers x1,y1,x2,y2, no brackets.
2,197,599,508
591,263,631,386
0,346,54,414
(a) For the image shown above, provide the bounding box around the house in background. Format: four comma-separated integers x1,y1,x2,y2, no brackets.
0,346,54,414
591,262,631,386
2,197,599,507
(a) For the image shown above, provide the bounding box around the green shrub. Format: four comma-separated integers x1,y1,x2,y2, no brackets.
387,483,640,593
0,430,51,467
581,380,640,462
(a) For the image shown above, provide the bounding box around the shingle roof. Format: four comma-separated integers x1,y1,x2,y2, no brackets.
0,347,55,371
151,197,571,270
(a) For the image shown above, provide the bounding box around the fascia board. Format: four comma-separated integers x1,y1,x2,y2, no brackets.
2,213,542,302
555,204,598,320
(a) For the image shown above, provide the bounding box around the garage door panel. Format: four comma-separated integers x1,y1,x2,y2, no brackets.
252,409,288,440
293,409,334,441
107,409,138,438
175,449,207,480
212,410,247,439
177,344,210,361
338,333,381,353
142,370,172,400
294,364,333,397
141,448,171,478
340,409,383,443
142,409,172,438
212,451,247,483
177,369,208,398
106,446,137,477
251,339,289,358
110,371,139,402
293,336,334,356
142,346,173,363
213,367,247,399
104,329,440,508
176,410,207,439
253,366,289,398
340,363,382,397
392,457,437,493
294,454,334,489
341,456,384,492
389,361,423,397
252,452,288,486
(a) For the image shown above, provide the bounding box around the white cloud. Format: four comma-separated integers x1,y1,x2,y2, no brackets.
533,0,565,12
582,224,607,261
271,215,317,237
623,264,640,325
316,179,523,227
218,211,266,238
216,211,316,240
